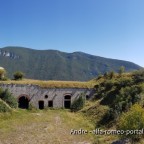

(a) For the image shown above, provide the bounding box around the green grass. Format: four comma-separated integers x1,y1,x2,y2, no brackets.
0,109,95,144
0,79,95,88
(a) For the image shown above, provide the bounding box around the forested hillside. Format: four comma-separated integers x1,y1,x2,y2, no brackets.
0,46,142,81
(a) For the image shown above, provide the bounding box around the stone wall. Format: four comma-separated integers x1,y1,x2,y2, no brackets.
0,84,93,109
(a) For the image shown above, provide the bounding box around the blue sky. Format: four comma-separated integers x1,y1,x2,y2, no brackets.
0,0,144,67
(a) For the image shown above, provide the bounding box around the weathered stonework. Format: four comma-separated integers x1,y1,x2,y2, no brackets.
0,84,93,109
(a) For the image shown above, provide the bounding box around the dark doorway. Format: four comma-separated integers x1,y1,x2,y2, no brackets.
86,95,89,100
39,101,44,109
48,101,53,107
64,101,71,109
18,96,29,109
64,95,71,109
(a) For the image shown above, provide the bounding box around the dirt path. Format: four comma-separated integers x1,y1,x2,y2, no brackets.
0,110,93,144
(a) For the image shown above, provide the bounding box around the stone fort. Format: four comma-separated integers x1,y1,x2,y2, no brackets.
0,83,92,109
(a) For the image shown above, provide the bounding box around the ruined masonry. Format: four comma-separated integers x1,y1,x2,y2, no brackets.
0,84,92,109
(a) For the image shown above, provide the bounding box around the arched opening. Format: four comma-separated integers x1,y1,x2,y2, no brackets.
64,95,71,109
18,96,29,109
39,100,44,109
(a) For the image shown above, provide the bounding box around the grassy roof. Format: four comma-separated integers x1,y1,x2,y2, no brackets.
0,79,94,88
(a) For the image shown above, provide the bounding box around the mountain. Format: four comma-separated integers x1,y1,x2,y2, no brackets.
0,46,142,81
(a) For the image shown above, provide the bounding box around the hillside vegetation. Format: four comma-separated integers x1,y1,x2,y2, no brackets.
93,70,144,126
81,69,144,143
0,46,141,81
0,69,144,143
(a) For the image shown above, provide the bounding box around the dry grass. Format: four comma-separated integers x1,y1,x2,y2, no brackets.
0,109,95,144
80,101,120,144
0,79,95,88
81,101,109,125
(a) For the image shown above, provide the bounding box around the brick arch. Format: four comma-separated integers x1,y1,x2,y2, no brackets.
18,94,30,101
63,93,72,97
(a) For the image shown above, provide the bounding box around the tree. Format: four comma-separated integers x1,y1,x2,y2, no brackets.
104,72,109,78
0,68,6,80
109,71,115,79
13,71,24,80
119,66,125,76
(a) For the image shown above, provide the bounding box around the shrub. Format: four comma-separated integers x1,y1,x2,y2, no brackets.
97,74,103,80
71,94,85,112
13,71,24,80
0,99,12,112
0,88,17,108
104,80,115,91
118,77,134,87
28,103,37,111
117,104,144,142
133,69,144,83
1,77,8,81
